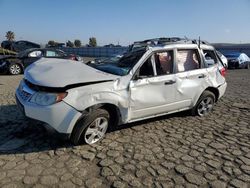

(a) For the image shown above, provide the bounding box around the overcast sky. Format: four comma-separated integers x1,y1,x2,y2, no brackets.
0,0,250,45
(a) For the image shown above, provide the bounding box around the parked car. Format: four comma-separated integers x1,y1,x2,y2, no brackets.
225,53,250,69
12,40,41,52
1,41,15,50
0,48,81,75
16,38,227,145
216,51,228,68
0,56,22,75
1,40,41,52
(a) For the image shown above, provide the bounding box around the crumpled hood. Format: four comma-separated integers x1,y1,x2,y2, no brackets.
25,58,119,88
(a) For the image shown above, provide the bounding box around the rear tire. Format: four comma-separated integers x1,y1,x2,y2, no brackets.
9,63,22,75
192,91,215,117
70,109,110,145
245,62,249,69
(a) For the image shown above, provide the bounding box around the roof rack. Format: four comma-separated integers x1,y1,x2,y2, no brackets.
128,37,211,52
133,37,186,45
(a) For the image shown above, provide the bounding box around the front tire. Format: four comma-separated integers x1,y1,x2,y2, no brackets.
9,63,22,75
192,91,215,117
70,109,110,145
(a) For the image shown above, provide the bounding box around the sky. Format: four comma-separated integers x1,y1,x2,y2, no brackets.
0,0,250,46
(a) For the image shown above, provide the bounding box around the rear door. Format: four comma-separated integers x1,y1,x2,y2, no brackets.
174,48,209,107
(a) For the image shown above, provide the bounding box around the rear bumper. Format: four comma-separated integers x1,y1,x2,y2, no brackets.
218,82,227,99
16,88,82,134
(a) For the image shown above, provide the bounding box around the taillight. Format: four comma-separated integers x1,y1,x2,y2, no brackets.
220,67,226,77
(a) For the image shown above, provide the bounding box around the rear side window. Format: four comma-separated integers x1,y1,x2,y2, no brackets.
176,49,200,72
203,50,218,64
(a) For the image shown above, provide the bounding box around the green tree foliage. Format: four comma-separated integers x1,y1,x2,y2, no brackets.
89,37,97,47
66,40,74,47
48,40,56,47
5,31,15,41
74,39,82,47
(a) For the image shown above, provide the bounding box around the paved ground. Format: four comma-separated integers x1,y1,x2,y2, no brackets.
0,69,249,188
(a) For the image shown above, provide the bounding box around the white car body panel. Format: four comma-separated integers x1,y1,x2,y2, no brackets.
16,42,227,135
25,58,119,87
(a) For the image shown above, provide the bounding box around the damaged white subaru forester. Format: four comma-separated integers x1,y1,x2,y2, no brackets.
16,38,227,145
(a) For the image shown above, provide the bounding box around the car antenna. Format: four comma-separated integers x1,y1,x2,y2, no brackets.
198,36,201,49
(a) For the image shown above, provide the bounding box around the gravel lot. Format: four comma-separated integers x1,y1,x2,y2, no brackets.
0,69,249,188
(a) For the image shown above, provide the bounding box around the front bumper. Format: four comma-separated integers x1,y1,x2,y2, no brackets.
15,83,82,134
218,82,227,99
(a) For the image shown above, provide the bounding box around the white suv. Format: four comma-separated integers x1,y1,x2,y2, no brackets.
16,38,227,145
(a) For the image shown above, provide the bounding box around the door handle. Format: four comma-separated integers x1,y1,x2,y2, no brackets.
198,74,206,78
164,80,176,85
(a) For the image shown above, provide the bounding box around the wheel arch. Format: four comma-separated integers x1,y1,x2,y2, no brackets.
204,87,219,102
85,103,122,129
70,102,122,136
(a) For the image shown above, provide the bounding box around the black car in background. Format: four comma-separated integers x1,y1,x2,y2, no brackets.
225,53,250,69
1,40,41,52
0,48,81,75
12,40,40,52
1,41,15,50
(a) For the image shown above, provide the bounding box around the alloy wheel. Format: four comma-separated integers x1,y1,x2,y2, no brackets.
197,97,214,116
10,64,21,75
84,117,108,144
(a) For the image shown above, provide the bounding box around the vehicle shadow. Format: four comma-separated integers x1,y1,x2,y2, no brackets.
0,104,191,155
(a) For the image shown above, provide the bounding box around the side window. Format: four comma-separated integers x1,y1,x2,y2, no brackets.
203,50,218,65
28,50,42,57
138,57,154,77
154,51,173,75
46,50,56,57
56,51,65,57
176,49,200,72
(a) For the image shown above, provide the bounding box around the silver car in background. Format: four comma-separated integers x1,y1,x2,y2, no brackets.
225,52,250,69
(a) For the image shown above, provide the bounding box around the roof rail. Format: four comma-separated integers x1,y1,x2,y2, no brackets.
133,37,186,45
128,37,211,52
133,37,211,47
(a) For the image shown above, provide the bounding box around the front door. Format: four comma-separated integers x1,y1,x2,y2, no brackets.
129,50,178,120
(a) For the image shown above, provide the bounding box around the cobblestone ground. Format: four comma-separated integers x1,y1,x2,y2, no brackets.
0,70,249,188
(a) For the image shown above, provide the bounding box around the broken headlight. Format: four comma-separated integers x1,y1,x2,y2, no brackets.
30,92,67,106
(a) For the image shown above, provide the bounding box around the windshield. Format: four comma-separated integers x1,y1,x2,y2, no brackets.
89,50,145,76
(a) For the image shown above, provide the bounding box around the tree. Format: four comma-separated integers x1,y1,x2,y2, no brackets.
48,40,56,47
5,31,15,41
74,39,82,47
66,40,74,47
89,37,97,47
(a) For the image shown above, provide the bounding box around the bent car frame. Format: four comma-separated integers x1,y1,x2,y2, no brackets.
16,38,227,145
